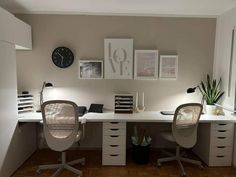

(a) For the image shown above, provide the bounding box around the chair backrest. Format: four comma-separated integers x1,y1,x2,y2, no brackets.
41,100,79,152
172,103,203,148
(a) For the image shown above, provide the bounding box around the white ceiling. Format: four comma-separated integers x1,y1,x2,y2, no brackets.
0,0,236,17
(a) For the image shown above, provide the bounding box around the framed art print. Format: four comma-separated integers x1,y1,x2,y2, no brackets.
104,39,133,79
79,60,103,79
134,50,159,80
159,55,178,80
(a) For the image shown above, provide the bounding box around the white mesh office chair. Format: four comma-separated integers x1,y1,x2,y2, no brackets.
157,103,203,177
37,100,85,177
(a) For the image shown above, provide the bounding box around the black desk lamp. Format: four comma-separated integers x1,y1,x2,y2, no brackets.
37,81,53,112
187,87,197,93
186,86,204,105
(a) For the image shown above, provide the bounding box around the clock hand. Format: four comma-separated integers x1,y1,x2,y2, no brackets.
61,57,64,66
57,52,64,59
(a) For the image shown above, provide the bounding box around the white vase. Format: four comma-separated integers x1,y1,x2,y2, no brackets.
205,105,216,115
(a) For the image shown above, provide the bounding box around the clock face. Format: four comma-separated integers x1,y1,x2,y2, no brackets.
52,47,74,68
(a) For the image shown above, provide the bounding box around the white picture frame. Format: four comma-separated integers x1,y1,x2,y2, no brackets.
104,39,133,79
79,60,103,79
159,55,178,80
134,50,159,80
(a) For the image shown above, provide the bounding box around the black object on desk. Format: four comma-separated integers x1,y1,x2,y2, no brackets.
78,106,87,116
88,104,103,113
160,111,175,115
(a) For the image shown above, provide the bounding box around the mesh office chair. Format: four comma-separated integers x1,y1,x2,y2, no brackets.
37,100,85,177
157,103,203,177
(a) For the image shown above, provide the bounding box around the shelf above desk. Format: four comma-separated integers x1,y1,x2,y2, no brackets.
18,111,236,123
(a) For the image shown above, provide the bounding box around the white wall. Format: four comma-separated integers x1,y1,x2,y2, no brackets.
213,7,236,166
0,6,34,177
0,41,18,176
213,7,236,108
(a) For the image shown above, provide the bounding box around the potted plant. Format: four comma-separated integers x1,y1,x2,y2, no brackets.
199,74,224,114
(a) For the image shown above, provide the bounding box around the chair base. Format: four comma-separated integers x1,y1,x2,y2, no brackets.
37,151,85,177
157,146,202,177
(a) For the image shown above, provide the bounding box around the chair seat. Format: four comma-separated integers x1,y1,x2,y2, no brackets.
49,130,82,141
160,131,176,142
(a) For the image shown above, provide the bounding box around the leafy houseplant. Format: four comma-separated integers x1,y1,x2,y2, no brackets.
199,74,224,105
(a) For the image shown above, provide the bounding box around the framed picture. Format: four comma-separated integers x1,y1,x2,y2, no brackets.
79,60,103,79
104,39,133,79
159,55,178,80
134,50,159,80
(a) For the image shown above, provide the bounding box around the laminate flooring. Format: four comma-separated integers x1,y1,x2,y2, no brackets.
12,149,236,177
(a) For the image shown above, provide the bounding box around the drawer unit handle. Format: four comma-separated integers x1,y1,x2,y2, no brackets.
217,137,226,139
110,154,119,157
110,135,119,137
218,130,226,132
110,128,119,131
216,155,225,158
217,146,226,148
110,122,119,124
218,123,227,126
110,145,119,147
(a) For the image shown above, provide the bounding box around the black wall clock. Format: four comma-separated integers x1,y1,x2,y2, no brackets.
52,46,74,68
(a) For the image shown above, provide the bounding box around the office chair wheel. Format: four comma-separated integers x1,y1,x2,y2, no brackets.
157,162,162,167
36,169,42,175
199,164,204,169
181,172,187,177
81,161,85,166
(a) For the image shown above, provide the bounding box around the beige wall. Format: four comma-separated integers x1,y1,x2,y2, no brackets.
16,14,215,111
16,14,216,148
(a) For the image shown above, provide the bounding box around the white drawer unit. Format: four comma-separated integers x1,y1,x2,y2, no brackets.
102,122,126,166
193,122,234,166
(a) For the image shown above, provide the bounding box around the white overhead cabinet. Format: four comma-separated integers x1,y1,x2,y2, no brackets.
213,7,236,167
14,18,32,50
0,7,32,50
0,6,33,177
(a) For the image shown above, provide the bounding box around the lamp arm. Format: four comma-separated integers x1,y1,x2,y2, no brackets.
40,81,46,105
215,103,236,113
195,85,205,105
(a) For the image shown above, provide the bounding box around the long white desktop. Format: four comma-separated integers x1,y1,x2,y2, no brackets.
18,111,236,167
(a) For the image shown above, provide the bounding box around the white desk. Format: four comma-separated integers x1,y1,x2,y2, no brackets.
18,111,236,166
18,111,236,123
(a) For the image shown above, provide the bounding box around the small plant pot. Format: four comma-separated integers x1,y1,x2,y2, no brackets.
206,105,216,115
132,143,150,164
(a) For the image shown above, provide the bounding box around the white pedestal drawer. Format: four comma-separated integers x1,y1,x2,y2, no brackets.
102,122,126,166
193,122,234,166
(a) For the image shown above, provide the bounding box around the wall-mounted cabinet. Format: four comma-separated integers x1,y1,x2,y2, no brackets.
14,18,32,50
0,7,32,50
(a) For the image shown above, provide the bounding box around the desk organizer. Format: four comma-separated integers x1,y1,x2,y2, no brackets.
18,93,34,114
114,94,133,114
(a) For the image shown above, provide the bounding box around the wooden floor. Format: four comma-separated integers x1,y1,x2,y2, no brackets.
12,149,236,177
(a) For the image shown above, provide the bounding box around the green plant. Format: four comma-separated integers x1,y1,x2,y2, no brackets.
199,74,224,105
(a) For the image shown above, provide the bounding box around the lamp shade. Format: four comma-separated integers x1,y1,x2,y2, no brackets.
45,82,53,88
187,87,196,93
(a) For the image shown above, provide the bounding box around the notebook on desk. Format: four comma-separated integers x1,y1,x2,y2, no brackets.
160,111,175,115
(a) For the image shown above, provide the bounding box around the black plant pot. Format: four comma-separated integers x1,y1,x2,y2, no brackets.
132,143,150,164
